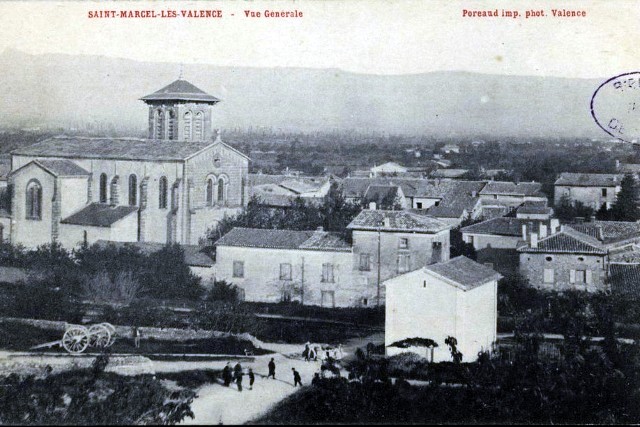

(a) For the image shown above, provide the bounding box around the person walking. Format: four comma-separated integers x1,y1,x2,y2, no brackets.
235,368,243,392
292,367,302,387
133,326,141,349
304,343,310,362
222,362,232,387
267,358,276,379
248,368,255,390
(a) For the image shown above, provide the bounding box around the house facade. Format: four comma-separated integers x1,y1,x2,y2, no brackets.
5,79,249,249
518,221,640,292
215,209,451,307
385,256,501,362
554,173,623,209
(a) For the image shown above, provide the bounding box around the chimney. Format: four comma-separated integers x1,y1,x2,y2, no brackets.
521,224,527,241
471,191,477,197
530,232,538,248
383,217,391,227
550,218,560,233
539,224,548,239
369,202,377,210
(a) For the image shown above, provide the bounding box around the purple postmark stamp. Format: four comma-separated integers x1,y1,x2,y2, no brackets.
591,72,640,143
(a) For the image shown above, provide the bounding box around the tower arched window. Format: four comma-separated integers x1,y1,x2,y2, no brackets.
26,179,42,220
159,176,168,209
217,177,226,202
154,108,164,139
166,110,175,140
184,111,193,140
194,111,204,141
99,173,108,203
128,174,138,206
206,178,214,206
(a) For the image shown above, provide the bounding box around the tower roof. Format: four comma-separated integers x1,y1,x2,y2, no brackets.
140,79,221,104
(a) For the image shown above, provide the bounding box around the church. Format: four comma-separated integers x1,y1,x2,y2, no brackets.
1,79,249,249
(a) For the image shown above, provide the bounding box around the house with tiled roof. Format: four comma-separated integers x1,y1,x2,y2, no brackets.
479,181,547,208
362,185,407,210
215,227,360,307
518,220,640,292
608,263,640,298
215,208,451,307
248,174,331,208
4,78,249,249
554,172,623,209
429,168,469,179
460,217,561,275
385,256,501,362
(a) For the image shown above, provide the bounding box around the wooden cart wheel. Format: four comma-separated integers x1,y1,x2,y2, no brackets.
100,323,117,347
62,326,90,354
89,324,111,348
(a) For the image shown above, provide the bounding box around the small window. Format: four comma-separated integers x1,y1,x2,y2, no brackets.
577,257,585,262
576,269,586,283
359,253,371,271
543,268,555,284
468,235,474,245
128,174,137,206
206,178,214,206
484,262,494,269
416,202,423,209
159,176,168,209
99,173,108,203
602,188,607,197
217,177,225,202
280,263,292,281
399,238,409,249
322,263,335,283
545,256,553,262
214,158,221,167
397,254,411,273
434,201,440,207
233,261,244,278
362,298,368,306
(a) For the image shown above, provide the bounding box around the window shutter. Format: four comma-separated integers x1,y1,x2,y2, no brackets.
569,269,576,284
586,270,593,285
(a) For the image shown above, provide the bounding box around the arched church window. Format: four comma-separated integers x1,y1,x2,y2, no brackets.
194,111,204,140
184,111,193,140
159,176,168,209
217,177,226,202
206,178,214,206
26,179,42,220
155,108,164,139
99,173,108,203
128,174,137,206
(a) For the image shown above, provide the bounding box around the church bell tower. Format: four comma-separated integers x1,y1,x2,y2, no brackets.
140,78,221,141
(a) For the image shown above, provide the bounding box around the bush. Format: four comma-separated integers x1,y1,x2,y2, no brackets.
0,370,195,425
82,271,142,306
205,280,239,302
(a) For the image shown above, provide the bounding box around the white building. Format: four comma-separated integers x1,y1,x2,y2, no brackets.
385,256,501,362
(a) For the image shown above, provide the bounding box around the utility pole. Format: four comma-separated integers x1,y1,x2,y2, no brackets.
377,227,381,307
300,256,305,305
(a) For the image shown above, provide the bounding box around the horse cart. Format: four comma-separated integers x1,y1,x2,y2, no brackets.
31,323,117,354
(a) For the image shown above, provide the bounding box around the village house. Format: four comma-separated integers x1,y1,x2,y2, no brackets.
554,172,623,209
370,162,408,177
214,227,358,307
460,217,559,275
2,79,250,249
248,174,331,208
429,168,469,179
361,185,407,210
478,181,547,209
518,220,640,292
215,208,451,307
385,256,501,362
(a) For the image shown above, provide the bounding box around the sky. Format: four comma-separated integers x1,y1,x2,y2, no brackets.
0,0,637,78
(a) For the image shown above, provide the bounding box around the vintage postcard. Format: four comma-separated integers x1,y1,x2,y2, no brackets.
0,0,639,424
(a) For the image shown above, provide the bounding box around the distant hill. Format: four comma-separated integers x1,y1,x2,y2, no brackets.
0,49,604,138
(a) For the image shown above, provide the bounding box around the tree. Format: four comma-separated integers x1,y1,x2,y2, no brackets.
610,173,640,221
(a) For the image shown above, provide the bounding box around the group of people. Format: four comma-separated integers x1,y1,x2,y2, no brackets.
222,358,304,390
222,362,255,392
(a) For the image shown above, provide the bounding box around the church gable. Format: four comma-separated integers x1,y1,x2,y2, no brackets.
186,138,249,209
